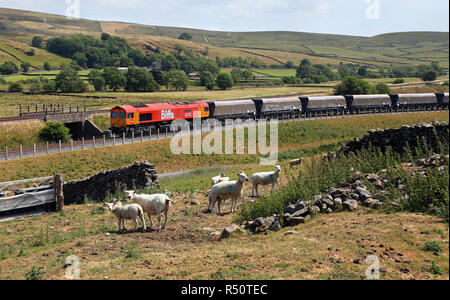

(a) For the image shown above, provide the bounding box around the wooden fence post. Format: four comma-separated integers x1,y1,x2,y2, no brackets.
54,174,64,211
59,140,62,152
5,146,7,161
20,145,23,158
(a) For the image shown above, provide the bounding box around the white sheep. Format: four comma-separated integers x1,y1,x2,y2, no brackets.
208,171,249,215
125,191,172,232
211,173,230,186
105,201,146,233
289,158,305,169
251,165,282,198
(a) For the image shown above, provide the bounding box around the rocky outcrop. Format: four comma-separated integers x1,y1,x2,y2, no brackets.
338,121,449,156
241,154,448,234
63,161,159,204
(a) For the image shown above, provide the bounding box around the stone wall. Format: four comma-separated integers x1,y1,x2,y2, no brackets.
338,121,449,156
63,161,159,204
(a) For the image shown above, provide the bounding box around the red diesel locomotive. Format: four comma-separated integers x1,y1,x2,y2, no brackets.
110,101,210,133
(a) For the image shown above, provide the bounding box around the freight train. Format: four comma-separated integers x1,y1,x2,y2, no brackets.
110,93,449,133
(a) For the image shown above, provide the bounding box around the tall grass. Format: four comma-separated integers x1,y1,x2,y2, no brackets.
0,121,45,149
236,137,449,223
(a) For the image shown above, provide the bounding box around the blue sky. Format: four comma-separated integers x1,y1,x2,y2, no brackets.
1,0,448,36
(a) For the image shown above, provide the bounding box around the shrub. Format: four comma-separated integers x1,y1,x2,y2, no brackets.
125,67,159,92
8,82,23,92
430,262,444,275
38,122,71,143
237,137,449,223
25,266,44,280
55,68,86,93
421,69,438,82
334,76,376,95
393,78,405,84
0,61,19,75
424,241,443,253
374,83,391,94
163,70,189,91
43,61,51,71
29,82,41,94
200,71,216,90
21,62,32,72
125,242,138,259
32,36,44,48
216,72,234,90
88,70,106,91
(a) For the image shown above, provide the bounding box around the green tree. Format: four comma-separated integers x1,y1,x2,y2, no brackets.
41,79,56,93
39,122,71,143
300,58,311,66
72,52,88,68
163,70,189,91
421,69,438,82
31,36,44,48
0,61,19,75
199,60,220,75
285,61,295,69
29,81,41,94
241,69,254,82
216,72,234,90
88,70,106,91
21,62,31,73
199,71,216,90
334,76,375,95
178,32,193,41
230,69,243,84
374,83,391,94
103,67,127,91
151,69,164,85
125,67,159,92
43,61,51,71
8,82,23,92
357,67,368,77
162,54,180,71
55,68,86,93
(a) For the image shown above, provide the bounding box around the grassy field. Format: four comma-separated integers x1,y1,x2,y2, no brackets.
0,197,447,280
0,112,449,280
0,120,45,149
0,38,71,69
0,112,448,183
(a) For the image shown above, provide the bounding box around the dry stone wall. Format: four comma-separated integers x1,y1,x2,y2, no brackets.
338,121,449,156
63,161,158,204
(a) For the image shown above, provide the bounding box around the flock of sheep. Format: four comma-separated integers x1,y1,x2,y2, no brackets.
105,158,304,233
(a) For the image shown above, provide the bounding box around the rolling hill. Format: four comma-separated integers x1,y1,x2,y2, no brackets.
0,7,448,68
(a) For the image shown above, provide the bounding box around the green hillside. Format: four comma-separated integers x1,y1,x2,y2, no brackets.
0,7,448,68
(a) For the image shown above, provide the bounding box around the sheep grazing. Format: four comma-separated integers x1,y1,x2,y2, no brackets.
289,158,305,169
208,171,249,215
125,191,172,232
211,173,230,186
251,165,282,198
105,201,146,233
